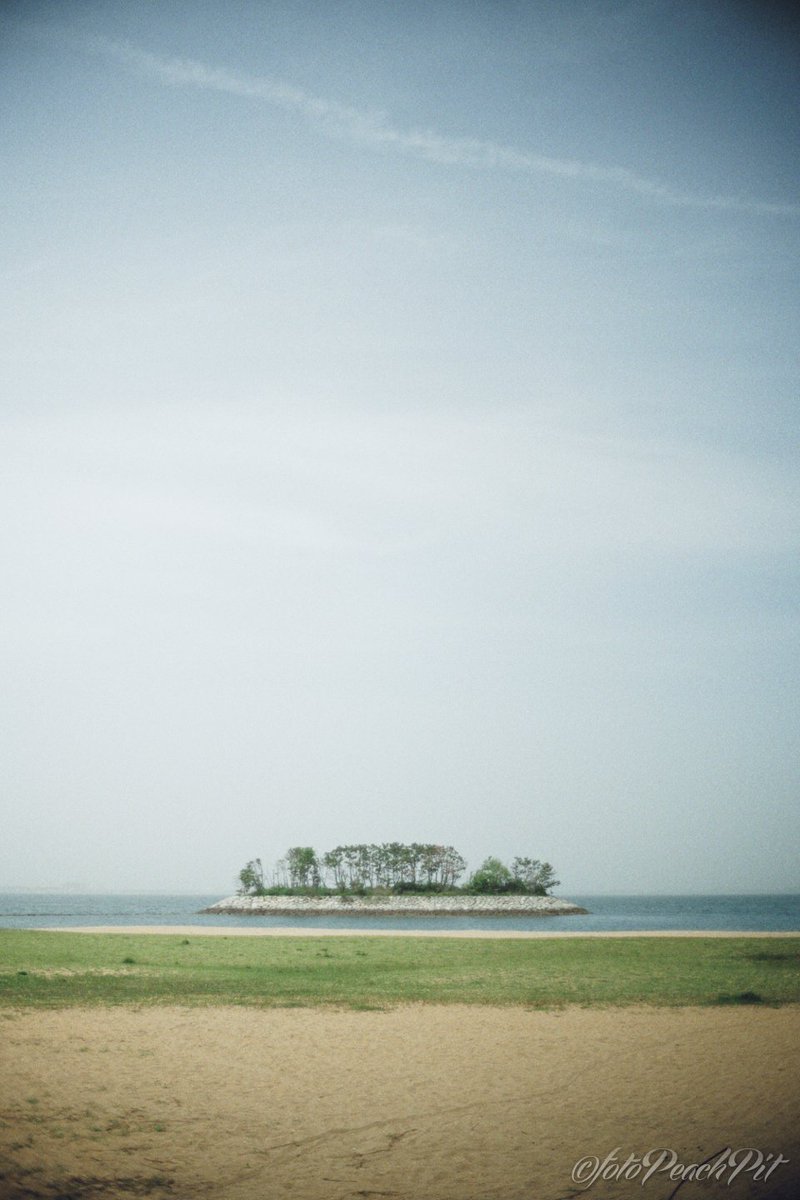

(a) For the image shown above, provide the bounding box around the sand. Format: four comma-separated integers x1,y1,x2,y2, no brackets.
4,929,799,1198
1,1002,798,1200
33,925,800,938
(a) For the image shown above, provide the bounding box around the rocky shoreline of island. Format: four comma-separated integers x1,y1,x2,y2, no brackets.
201,894,588,917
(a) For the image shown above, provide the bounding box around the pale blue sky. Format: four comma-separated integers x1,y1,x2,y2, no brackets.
1,1,798,894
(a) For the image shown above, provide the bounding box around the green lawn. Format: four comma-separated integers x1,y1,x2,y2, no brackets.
1,930,799,1010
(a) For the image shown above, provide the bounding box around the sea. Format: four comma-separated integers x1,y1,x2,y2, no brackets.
1,893,799,933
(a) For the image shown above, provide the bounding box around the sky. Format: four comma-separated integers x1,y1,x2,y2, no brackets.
1,0,798,895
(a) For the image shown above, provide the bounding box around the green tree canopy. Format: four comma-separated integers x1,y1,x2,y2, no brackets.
236,845,557,895
286,846,320,888
237,858,265,895
468,856,514,894
511,857,560,895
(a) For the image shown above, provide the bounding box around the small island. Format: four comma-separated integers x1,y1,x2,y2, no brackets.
202,843,588,917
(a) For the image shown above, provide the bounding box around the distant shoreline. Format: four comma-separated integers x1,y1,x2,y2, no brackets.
33,925,800,938
200,893,589,917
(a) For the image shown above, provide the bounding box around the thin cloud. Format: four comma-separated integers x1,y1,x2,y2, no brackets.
86,35,798,218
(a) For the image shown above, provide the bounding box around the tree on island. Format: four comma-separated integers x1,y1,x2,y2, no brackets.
468,856,560,895
237,858,265,894
236,845,559,897
467,856,514,893
511,857,560,895
286,846,321,888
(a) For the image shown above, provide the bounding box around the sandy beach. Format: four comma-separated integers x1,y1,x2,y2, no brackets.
34,924,800,938
3,929,799,1198
1,1000,798,1200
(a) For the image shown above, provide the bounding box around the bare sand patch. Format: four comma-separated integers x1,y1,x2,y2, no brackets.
1,1004,798,1200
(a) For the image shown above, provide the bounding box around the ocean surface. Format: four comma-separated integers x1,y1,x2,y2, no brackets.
1,892,799,933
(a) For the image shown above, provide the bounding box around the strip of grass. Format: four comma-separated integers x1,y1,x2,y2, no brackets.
0,930,799,1010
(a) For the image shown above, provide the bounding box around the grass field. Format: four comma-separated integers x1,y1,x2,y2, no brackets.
1,929,799,1008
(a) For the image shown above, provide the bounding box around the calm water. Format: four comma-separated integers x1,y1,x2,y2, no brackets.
1,892,798,933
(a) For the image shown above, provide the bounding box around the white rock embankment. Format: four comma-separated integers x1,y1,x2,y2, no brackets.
201,894,588,917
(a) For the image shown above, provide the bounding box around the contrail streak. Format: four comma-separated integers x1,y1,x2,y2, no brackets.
86,35,799,217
